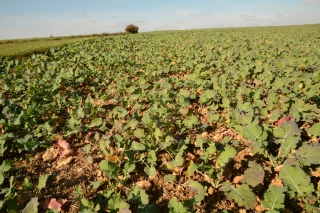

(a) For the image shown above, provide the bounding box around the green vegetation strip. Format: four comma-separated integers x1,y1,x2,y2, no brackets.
0,33,126,57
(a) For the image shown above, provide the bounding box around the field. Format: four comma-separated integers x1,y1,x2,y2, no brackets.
0,33,124,58
0,24,319,213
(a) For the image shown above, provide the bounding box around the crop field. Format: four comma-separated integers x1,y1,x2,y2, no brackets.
0,25,320,212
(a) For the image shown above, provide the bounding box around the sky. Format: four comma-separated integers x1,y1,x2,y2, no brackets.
0,0,320,39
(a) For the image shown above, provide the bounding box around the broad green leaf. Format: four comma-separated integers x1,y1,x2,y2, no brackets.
188,180,205,202
262,185,286,212
296,142,320,166
83,144,91,154
217,145,237,167
144,166,156,177
38,174,50,191
243,123,267,141
179,107,189,115
0,173,4,185
124,161,135,176
164,174,176,182
183,115,199,129
128,186,149,205
100,160,118,179
131,141,145,151
128,119,139,129
180,89,191,97
137,204,160,213
279,137,300,157
22,197,39,213
240,161,264,187
220,183,256,209
147,150,157,164
185,160,198,176
274,119,300,139
134,129,145,138
168,197,188,213
279,164,314,198
0,160,12,172
195,134,204,148
77,107,85,118
89,118,102,127
274,119,300,157
108,194,129,212
308,123,320,137
89,180,104,191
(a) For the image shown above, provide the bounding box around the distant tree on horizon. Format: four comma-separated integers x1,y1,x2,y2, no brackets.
125,24,139,34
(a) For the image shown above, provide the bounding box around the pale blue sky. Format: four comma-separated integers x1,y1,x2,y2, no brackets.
0,0,319,39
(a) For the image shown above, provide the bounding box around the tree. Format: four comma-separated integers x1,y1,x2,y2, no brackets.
125,24,139,34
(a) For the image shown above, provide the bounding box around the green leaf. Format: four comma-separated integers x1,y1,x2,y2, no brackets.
262,185,287,212
220,183,256,209
77,107,85,119
274,119,300,139
131,141,145,151
100,160,118,179
134,129,145,138
296,142,320,166
195,134,204,148
188,180,205,202
217,145,237,167
128,186,149,205
240,161,265,187
185,160,198,176
83,144,91,154
183,115,199,129
180,89,191,97
137,204,160,213
0,173,4,185
22,197,39,213
124,161,136,176
89,180,104,191
164,174,176,182
144,166,156,177
108,194,129,212
308,123,320,137
274,119,300,157
279,164,314,198
243,123,267,141
38,174,50,191
168,197,188,213
128,119,139,129
147,150,157,164
179,107,189,115
89,118,102,127
280,137,300,157
0,160,12,172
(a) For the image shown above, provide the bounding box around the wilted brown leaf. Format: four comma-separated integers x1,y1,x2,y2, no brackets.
233,175,244,184
42,148,58,161
48,198,67,211
57,139,72,158
56,156,73,169
235,147,253,162
17,191,33,205
270,174,283,187
311,167,320,177
274,164,284,172
207,186,214,195
136,180,151,189
185,152,196,161
275,116,295,126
